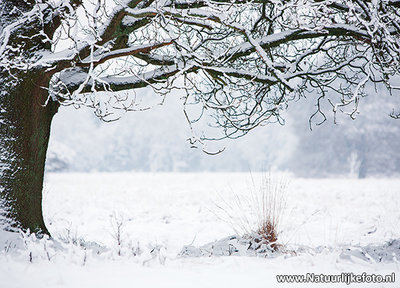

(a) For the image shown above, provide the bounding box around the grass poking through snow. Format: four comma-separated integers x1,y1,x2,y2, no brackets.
214,173,288,252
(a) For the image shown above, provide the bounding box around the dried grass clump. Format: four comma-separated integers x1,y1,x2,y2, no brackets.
253,174,287,250
215,173,288,252
256,220,278,250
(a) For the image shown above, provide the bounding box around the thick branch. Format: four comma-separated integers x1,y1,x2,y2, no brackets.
78,40,174,67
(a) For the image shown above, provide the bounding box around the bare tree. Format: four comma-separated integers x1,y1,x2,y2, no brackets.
1,0,400,234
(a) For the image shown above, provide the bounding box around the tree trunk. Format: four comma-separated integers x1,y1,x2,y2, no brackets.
0,69,59,234
0,0,60,234
357,135,368,179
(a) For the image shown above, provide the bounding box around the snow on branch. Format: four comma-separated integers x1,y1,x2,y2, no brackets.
2,0,400,143
78,40,174,66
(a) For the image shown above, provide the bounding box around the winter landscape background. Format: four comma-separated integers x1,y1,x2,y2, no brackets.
2,173,399,287
2,0,400,285
47,86,400,178
1,87,399,288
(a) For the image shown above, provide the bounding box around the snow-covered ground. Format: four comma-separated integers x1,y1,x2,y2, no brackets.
1,173,399,287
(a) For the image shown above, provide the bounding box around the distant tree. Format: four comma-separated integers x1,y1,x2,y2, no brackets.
1,0,400,234
284,90,400,178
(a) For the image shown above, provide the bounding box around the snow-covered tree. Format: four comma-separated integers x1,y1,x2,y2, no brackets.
1,0,400,234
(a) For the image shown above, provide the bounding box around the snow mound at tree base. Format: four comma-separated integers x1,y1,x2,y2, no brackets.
0,229,25,252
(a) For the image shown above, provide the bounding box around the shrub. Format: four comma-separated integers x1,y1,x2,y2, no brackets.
215,173,288,252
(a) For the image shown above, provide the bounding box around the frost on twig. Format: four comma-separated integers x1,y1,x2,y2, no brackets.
2,0,400,147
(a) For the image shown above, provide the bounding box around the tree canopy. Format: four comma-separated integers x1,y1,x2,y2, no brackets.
2,0,400,147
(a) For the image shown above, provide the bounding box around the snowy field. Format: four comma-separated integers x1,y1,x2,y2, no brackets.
1,173,400,287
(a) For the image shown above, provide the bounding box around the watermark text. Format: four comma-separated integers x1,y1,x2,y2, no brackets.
276,272,395,285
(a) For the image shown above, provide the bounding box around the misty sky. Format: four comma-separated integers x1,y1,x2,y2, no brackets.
47,87,400,177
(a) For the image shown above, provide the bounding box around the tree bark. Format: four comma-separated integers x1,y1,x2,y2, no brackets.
0,70,59,234
0,0,60,235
